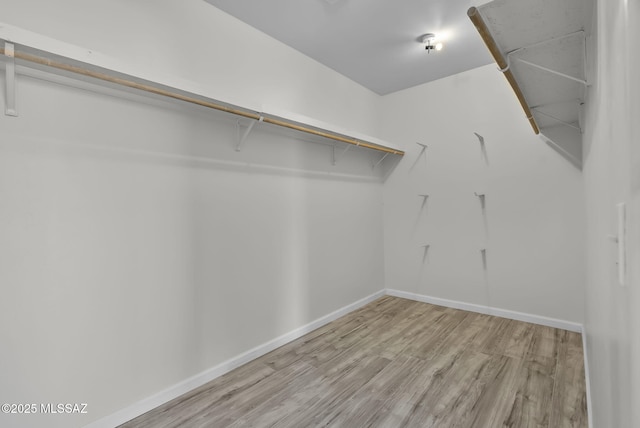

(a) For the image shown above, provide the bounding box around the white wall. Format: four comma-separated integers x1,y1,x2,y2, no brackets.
582,1,640,426
0,2,387,426
380,65,586,323
0,70,385,428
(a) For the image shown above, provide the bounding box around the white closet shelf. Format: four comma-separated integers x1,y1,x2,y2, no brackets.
468,0,591,168
0,26,403,157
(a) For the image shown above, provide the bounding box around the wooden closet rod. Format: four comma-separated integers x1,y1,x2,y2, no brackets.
0,45,404,156
467,7,540,135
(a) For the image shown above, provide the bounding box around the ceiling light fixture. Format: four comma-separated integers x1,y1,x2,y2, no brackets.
419,33,443,53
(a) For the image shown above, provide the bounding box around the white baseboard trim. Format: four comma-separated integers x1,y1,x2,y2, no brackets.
385,289,583,333
83,289,386,428
86,288,585,427
581,326,594,428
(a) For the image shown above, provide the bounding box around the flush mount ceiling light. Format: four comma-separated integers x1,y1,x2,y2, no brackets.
419,33,443,53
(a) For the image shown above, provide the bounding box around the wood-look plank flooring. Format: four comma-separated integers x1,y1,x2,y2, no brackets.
119,296,587,428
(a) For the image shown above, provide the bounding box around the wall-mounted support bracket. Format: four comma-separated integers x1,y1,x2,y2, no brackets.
236,115,263,152
416,142,428,161
474,132,489,165
332,144,351,166
531,107,582,132
510,57,587,86
410,142,429,172
419,194,429,210
4,42,18,117
474,192,486,211
372,152,389,169
422,244,431,263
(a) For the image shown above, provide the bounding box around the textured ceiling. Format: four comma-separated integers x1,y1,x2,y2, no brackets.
204,0,493,95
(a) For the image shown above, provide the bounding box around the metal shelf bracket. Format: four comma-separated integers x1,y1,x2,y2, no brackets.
531,107,582,132
474,192,486,210
422,244,431,263
474,132,490,165
419,194,429,210
372,152,389,169
510,56,587,86
236,115,263,152
4,42,17,117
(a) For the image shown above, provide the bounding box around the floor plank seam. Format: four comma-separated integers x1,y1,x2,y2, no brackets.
118,297,588,428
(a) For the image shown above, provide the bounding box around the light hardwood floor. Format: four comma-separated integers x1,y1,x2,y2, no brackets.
120,296,587,428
